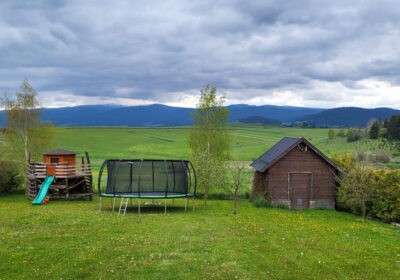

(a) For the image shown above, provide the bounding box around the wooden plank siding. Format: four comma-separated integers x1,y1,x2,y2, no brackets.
267,148,335,201
251,137,339,209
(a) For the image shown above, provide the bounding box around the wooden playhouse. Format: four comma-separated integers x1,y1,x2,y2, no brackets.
26,149,93,200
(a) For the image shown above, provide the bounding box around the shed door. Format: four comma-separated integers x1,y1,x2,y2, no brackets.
290,173,311,210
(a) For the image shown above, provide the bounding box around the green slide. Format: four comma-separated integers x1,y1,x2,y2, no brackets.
32,176,55,205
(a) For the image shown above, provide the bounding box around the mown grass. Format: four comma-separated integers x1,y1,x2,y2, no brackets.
1,125,400,279
0,194,399,280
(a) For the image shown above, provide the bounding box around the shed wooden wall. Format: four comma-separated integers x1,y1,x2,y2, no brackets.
256,147,336,209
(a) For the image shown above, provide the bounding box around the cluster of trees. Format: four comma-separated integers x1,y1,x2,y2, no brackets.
0,80,52,194
337,116,400,142
369,116,400,141
334,153,400,222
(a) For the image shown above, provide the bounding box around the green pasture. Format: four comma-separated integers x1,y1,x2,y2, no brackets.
1,125,400,279
46,125,398,197
0,195,399,280
48,125,385,169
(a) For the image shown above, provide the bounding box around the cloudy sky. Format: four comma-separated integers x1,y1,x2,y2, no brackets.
1,0,399,108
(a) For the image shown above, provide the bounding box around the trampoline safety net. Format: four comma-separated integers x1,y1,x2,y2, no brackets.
98,159,196,198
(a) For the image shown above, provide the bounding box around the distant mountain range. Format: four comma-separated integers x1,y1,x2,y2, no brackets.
0,104,399,127
302,107,400,127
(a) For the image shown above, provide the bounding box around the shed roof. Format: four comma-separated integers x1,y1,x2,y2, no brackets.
250,137,340,173
43,149,76,156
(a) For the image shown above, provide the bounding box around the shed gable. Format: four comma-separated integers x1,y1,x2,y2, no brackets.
250,137,339,173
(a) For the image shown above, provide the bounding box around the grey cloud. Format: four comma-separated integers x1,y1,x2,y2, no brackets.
1,0,399,108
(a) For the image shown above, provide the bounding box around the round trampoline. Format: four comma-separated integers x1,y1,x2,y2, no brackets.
97,159,196,214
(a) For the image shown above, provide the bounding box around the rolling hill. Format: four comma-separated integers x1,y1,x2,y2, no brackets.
303,107,400,127
0,104,398,127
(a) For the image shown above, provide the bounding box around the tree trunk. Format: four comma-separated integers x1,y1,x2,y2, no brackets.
233,179,239,215
361,200,366,221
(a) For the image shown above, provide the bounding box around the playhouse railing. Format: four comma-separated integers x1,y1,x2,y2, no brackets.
27,162,92,177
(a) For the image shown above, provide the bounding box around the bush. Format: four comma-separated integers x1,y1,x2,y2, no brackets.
0,160,22,195
375,151,390,163
337,129,347,138
371,170,400,222
336,164,375,219
346,129,362,142
379,127,387,138
334,153,400,222
252,198,269,208
357,151,367,162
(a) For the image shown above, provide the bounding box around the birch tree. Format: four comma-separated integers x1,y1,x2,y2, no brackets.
189,85,230,204
3,80,52,165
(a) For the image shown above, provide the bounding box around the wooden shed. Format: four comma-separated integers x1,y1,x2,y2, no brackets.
251,137,340,210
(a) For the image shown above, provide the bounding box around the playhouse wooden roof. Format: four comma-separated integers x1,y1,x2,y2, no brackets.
43,149,76,156
250,137,340,173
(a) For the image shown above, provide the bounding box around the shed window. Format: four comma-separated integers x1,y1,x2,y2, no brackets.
50,157,59,164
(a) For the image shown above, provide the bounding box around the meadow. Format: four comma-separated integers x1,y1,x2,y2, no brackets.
47,125,399,197
1,125,400,279
1,195,399,279
48,125,397,166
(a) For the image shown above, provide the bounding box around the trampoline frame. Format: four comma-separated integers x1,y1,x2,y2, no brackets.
97,159,197,214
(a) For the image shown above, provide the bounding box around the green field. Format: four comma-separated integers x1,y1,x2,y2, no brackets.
46,125,398,197
1,125,400,279
1,195,399,279
47,125,394,170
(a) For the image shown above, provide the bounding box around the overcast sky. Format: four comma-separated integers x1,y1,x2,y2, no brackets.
1,0,399,108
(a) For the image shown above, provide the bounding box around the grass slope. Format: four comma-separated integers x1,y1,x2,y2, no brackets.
46,125,398,197
48,125,388,168
0,195,399,279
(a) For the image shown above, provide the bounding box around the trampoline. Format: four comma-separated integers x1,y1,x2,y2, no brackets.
97,159,196,214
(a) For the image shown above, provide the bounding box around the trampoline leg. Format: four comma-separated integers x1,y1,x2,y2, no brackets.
164,198,167,215
98,196,102,212
185,197,188,211
138,198,141,215
192,196,195,212
112,197,116,213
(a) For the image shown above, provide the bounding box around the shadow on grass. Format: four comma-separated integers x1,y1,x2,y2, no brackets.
100,201,194,215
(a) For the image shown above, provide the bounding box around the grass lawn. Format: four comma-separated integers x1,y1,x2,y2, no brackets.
1,125,400,279
0,194,399,279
